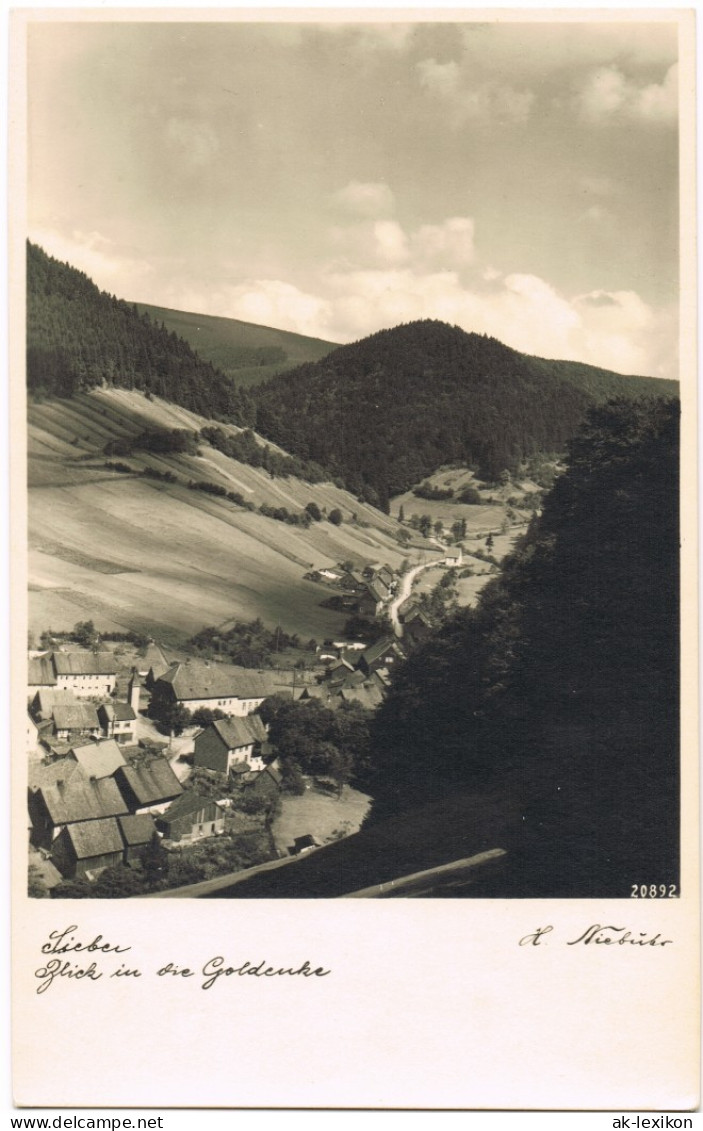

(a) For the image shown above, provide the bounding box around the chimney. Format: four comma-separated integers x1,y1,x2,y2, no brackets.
128,669,141,714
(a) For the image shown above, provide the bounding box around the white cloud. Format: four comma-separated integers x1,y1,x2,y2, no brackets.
635,62,678,123
459,23,678,80
578,62,677,125
417,57,534,124
333,181,396,218
29,227,154,293
224,279,333,339
413,218,476,267
208,211,674,377
328,213,476,272
373,221,409,264
165,117,220,168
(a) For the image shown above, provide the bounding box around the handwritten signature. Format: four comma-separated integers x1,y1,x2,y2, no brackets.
519,924,673,947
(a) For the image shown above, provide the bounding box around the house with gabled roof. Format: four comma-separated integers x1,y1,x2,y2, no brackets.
69,738,126,779
194,714,268,775
151,661,272,718
139,643,170,684
32,687,80,723
113,757,183,815
98,700,137,744
28,757,86,795
30,773,129,850
51,817,125,880
358,580,388,619
52,651,117,698
402,607,433,648
156,792,225,843
337,682,384,710
358,636,404,677
51,702,102,743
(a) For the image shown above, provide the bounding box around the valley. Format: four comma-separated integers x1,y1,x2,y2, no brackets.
24,242,680,901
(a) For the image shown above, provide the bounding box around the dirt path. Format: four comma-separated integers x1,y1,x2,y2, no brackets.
389,559,443,637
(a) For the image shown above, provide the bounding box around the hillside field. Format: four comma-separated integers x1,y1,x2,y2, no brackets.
27,389,423,643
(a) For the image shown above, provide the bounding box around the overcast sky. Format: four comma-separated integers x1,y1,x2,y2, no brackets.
27,17,680,378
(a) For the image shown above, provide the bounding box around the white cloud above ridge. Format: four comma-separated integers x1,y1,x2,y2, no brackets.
31,207,677,381
29,227,154,292
216,264,674,380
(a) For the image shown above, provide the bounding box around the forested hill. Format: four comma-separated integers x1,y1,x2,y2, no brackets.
27,244,677,512
26,242,251,421
251,321,677,508
364,397,679,897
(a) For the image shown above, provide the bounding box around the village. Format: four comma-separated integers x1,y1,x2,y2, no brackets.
26,551,476,896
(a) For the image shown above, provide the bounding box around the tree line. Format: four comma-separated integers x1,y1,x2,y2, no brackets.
366,397,680,897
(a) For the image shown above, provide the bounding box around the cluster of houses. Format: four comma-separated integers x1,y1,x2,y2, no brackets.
25,567,439,888
27,650,287,885
28,651,137,754
307,560,397,619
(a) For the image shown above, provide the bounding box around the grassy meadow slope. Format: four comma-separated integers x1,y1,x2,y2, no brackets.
134,302,336,387
27,388,417,643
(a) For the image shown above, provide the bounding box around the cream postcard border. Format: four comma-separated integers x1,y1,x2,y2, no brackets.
9,7,699,1111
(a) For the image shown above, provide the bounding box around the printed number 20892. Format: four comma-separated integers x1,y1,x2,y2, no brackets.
630,884,677,898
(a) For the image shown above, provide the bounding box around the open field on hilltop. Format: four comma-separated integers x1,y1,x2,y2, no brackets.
134,301,336,387
26,389,415,641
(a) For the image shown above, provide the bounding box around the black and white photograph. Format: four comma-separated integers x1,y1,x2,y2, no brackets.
11,5,698,1112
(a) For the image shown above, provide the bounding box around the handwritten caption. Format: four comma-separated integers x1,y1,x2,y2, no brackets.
34,925,331,994
519,923,673,948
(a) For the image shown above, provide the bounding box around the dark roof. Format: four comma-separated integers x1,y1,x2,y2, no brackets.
98,701,136,723
362,636,400,666
140,643,170,675
33,688,79,718
264,765,282,786
159,792,222,822
39,776,129,825
53,651,117,676
52,703,101,732
70,739,126,778
28,758,86,792
28,655,56,686
115,758,183,806
210,714,267,750
364,580,387,603
406,608,432,626
61,818,124,860
338,683,384,709
293,834,319,848
156,661,272,702
118,814,157,847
